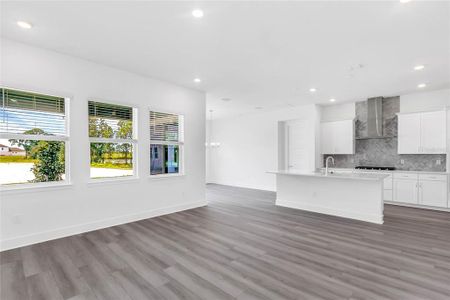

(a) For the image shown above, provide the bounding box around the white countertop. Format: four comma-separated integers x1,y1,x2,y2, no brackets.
268,170,389,181
320,168,448,175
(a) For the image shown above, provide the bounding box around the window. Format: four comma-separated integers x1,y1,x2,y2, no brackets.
0,88,69,186
150,111,184,176
88,101,137,179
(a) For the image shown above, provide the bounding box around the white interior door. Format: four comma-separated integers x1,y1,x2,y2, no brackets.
286,120,309,171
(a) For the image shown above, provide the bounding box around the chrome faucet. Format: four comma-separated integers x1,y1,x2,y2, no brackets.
325,156,335,175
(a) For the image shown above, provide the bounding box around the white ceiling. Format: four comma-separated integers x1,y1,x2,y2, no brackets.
1,1,449,119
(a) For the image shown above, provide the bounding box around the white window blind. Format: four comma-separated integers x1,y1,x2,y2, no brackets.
150,111,183,142
0,88,66,136
88,101,133,139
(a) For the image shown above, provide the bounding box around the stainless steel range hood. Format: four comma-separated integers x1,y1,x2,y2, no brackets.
366,97,383,138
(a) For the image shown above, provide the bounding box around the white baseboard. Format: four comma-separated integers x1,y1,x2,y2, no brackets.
276,199,383,224
384,201,450,212
0,200,207,251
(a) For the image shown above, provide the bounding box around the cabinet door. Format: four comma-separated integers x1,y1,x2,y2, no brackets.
320,122,334,154
321,120,354,154
398,114,421,154
421,111,446,154
393,179,418,204
419,180,448,207
334,120,354,154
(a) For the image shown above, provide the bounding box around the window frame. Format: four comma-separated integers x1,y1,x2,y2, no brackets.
149,108,185,178
87,100,139,182
0,87,71,190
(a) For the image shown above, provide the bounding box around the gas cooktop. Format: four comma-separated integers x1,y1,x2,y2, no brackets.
355,166,396,171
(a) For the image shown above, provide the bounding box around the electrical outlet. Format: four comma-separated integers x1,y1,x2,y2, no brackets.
400,159,405,165
436,159,441,165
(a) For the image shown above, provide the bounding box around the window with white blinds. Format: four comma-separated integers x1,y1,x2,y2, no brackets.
0,88,69,186
150,111,184,176
88,100,137,179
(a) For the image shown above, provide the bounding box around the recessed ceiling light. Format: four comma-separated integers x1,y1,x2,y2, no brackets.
194,78,201,83
309,88,317,93
192,9,204,18
400,0,411,3
417,83,426,88
414,65,425,71
329,98,336,102
17,21,32,29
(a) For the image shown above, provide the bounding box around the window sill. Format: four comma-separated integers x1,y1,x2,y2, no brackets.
0,181,73,194
87,176,140,186
148,173,185,180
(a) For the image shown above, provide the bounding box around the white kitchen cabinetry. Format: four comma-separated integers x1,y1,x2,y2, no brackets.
393,173,448,208
398,111,446,154
418,174,448,207
398,114,421,154
393,173,418,204
320,120,354,154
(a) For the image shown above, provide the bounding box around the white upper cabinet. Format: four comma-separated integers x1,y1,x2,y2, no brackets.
397,110,446,154
421,111,446,153
320,120,354,154
398,113,421,154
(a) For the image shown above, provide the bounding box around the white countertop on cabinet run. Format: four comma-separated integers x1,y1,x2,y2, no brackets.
268,170,389,181
319,168,448,175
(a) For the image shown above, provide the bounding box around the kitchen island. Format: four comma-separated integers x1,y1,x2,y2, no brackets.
268,170,389,224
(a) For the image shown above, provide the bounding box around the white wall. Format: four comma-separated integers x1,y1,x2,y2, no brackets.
0,39,206,250
400,88,450,113
320,102,355,122
208,104,320,191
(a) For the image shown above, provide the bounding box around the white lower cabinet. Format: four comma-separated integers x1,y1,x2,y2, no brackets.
419,179,448,207
393,177,418,204
393,173,448,208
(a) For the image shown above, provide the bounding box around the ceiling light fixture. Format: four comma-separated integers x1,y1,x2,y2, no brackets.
414,65,425,71
17,21,32,29
192,9,204,18
194,78,201,83
399,0,411,3
417,83,426,88
329,98,336,102
309,88,317,92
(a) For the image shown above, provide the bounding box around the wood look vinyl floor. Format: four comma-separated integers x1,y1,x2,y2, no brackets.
1,184,450,300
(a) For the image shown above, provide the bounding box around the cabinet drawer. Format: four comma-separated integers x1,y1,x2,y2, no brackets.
419,174,447,182
383,189,393,201
394,173,418,180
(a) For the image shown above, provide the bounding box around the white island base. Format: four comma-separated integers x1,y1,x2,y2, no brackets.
271,171,386,224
